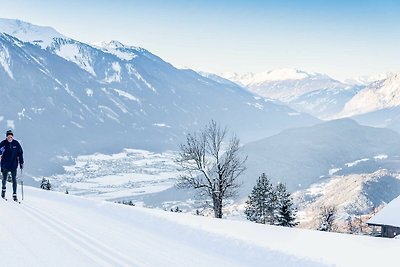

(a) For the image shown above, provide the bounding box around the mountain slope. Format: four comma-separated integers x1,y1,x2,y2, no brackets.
294,169,400,228
221,69,347,101
0,19,318,175
335,73,400,133
240,119,400,194
0,18,65,48
2,184,399,267
220,69,361,119
339,73,400,117
288,85,362,119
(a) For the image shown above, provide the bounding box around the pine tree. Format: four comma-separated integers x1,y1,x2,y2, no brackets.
275,183,298,227
40,177,52,190
244,173,277,224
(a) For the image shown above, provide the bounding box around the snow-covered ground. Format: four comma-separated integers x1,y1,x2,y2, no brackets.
50,149,179,202
2,182,399,267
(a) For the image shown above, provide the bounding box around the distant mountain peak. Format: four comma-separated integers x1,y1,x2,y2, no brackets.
91,40,148,61
0,18,66,48
105,40,125,48
94,40,132,49
344,72,395,86
252,68,313,83
220,68,330,87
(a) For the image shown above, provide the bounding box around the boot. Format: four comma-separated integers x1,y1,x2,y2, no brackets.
12,193,18,202
1,188,5,199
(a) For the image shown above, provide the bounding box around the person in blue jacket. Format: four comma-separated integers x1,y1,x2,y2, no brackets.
0,130,24,201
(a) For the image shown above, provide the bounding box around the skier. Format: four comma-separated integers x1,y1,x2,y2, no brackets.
0,130,24,201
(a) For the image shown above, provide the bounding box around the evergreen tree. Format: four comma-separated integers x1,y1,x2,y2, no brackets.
40,177,51,190
244,173,276,224
275,183,298,227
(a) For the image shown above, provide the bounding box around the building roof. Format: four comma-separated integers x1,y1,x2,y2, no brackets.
368,194,400,227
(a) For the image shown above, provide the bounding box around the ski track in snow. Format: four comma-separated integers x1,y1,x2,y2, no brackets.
2,185,295,267
3,183,399,267
19,203,143,266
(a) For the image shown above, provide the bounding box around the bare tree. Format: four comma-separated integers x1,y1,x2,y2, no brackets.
318,205,337,232
176,120,247,218
346,215,357,234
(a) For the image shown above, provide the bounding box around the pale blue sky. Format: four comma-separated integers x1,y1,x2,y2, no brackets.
1,0,399,80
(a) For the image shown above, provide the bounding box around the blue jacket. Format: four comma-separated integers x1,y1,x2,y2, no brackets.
0,139,24,171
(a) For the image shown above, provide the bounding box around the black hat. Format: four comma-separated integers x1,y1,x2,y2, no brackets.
6,130,13,137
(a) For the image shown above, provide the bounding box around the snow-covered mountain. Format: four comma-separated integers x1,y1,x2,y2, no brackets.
288,85,363,119
3,184,400,267
339,73,400,118
344,72,394,86
221,69,346,101
220,69,361,119
222,68,315,88
0,18,66,48
335,73,400,134
0,18,318,176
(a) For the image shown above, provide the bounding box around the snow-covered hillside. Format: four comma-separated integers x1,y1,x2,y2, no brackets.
294,169,400,229
2,183,399,267
339,73,400,117
334,73,400,134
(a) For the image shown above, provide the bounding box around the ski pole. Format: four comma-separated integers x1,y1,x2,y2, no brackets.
20,169,24,201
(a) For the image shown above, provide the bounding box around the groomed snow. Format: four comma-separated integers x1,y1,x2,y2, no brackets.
1,183,399,267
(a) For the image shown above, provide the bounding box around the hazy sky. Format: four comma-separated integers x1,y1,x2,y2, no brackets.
1,0,399,80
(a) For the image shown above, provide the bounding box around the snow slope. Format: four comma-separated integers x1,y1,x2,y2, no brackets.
0,18,65,48
339,73,400,117
1,183,400,267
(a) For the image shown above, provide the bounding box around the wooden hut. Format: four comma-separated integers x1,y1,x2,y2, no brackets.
367,195,400,238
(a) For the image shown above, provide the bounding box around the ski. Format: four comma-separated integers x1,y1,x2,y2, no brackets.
12,198,21,204
2,196,21,203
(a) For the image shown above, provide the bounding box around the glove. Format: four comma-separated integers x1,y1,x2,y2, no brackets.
20,163,23,170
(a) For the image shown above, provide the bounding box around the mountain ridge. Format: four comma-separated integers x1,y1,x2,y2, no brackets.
0,18,318,176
